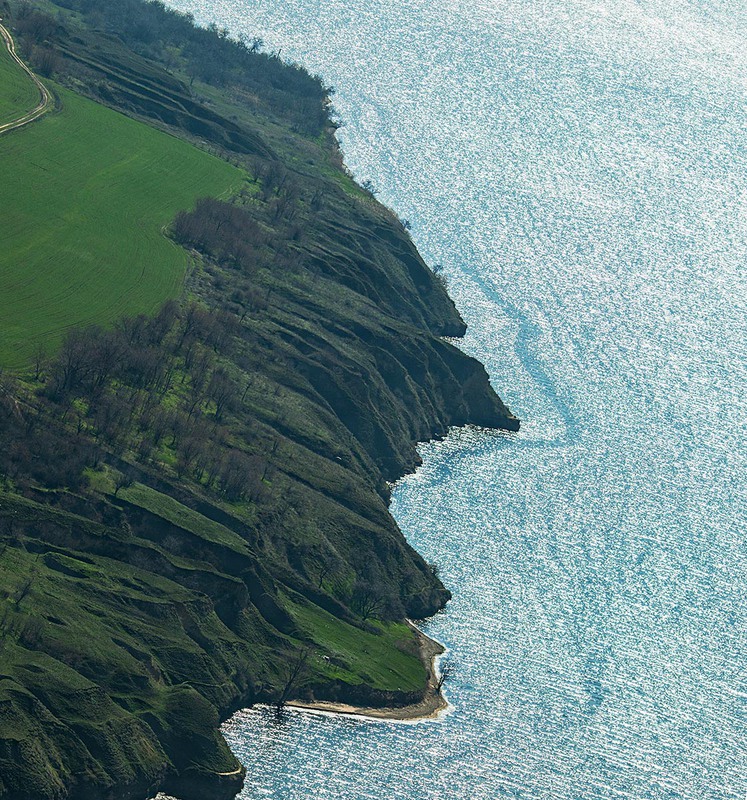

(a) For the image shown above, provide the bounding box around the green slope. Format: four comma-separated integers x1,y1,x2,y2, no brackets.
0,2,520,797
0,85,242,368
0,32,39,125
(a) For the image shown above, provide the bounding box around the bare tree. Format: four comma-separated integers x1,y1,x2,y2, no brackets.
350,579,388,621
276,647,311,711
311,549,344,591
436,663,453,692
113,471,134,498
208,367,237,422
32,345,47,382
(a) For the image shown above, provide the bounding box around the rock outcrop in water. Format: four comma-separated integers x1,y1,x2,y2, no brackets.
0,3,518,799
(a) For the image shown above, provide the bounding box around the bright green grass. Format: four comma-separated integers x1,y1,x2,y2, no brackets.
0,35,39,126
0,85,242,368
117,482,253,557
286,596,427,692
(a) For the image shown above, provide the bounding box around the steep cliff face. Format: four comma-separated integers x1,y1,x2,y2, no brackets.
0,3,519,799
263,200,519,482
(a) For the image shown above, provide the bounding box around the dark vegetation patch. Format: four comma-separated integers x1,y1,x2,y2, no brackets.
14,0,332,141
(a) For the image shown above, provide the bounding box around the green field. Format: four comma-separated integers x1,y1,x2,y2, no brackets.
286,598,427,692
0,85,242,368
0,34,39,126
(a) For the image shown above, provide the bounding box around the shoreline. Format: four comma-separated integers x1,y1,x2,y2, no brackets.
287,622,449,722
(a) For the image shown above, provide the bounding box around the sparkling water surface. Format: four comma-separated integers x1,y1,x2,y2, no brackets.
165,1,747,797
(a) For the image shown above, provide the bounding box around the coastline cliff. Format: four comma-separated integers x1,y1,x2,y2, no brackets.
0,2,518,799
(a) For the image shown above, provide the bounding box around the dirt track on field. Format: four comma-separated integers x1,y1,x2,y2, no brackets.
0,19,51,135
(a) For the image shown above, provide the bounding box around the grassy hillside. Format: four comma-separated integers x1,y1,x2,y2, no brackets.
0,85,242,368
0,31,39,125
0,470,436,800
0,2,520,799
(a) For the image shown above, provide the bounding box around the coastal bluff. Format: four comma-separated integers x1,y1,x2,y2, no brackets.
0,2,518,799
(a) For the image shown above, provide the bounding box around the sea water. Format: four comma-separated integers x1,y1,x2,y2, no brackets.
165,1,747,797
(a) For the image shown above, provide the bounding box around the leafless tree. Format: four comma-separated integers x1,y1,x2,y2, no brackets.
436,663,453,692
350,579,388,621
276,647,311,711
113,471,134,498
